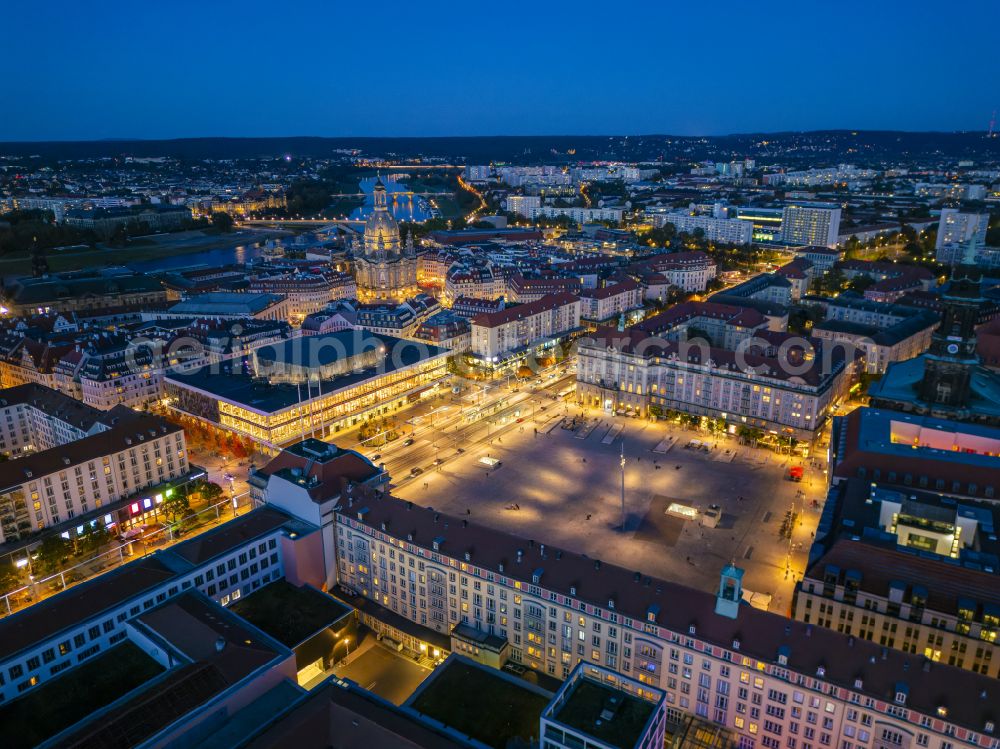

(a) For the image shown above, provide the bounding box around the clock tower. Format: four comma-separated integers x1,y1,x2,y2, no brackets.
916,266,983,409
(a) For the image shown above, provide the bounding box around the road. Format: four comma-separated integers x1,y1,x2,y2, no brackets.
337,363,577,487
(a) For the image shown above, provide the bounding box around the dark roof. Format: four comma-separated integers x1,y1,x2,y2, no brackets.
0,413,179,492
808,539,1000,617
255,442,380,505
0,556,176,661
169,506,299,566
0,383,108,431
472,292,579,328
341,495,998,732
240,677,471,749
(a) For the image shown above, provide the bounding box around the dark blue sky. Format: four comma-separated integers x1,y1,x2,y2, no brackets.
4,0,999,141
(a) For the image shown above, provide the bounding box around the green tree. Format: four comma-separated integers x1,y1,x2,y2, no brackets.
35,536,71,576
163,490,191,523
199,481,224,503
0,561,22,593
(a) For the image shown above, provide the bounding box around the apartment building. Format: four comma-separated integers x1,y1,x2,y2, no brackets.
0,412,188,543
444,262,505,304
507,273,583,303
534,206,625,224
811,308,938,374
578,280,643,325
506,195,542,217
935,209,988,261
1,269,167,317
0,383,117,457
651,212,753,245
781,206,842,248
636,252,719,294
248,271,356,325
0,505,319,706
332,494,999,749
576,325,850,438
470,292,581,364
794,537,1000,679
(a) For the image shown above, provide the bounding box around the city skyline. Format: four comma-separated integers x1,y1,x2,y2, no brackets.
4,0,1000,141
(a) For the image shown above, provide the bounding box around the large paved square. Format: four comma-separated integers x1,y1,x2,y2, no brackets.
393,407,826,613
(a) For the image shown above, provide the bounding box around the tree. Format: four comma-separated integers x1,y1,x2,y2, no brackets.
212,212,235,233
0,561,22,594
76,522,112,556
34,535,71,577
163,490,191,523
199,481,224,503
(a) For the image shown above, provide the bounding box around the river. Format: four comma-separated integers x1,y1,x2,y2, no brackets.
126,238,268,273
350,176,436,222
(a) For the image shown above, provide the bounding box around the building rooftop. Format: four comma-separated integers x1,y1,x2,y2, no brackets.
0,555,176,662
167,505,310,566
471,292,579,328
254,329,448,370
407,655,551,749
0,382,110,432
253,441,382,504
807,538,1000,619
0,640,164,749
0,412,178,492
168,291,284,317
0,507,311,662
551,675,657,749
240,677,470,749
831,407,1000,496
868,356,1000,423
229,580,352,648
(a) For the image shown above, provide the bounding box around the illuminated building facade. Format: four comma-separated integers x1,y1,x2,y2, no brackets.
354,178,418,302
164,332,450,449
332,494,999,749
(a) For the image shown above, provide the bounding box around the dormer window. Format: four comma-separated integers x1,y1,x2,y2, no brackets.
895,691,907,705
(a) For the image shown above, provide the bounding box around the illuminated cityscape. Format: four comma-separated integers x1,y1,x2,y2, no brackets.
1,2,1000,748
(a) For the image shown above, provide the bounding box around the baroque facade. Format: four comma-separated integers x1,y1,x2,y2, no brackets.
354,178,418,302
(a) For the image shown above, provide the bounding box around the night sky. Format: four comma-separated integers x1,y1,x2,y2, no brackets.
4,0,999,141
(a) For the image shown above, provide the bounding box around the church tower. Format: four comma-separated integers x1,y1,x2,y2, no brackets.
353,176,418,303
916,266,983,409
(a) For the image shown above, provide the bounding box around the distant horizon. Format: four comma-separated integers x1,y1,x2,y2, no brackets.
0,127,995,145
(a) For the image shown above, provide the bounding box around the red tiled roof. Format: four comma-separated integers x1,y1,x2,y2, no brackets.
471,292,579,328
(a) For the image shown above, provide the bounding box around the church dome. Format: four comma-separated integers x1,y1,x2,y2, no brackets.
362,176,401,256
364,205,399,242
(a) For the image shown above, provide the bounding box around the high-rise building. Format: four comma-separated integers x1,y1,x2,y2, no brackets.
780,205,841,248
935,208,989,264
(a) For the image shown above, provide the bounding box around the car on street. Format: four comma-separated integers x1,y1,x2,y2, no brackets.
410,466,424,476
403,438,414,446
371,454,382,462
